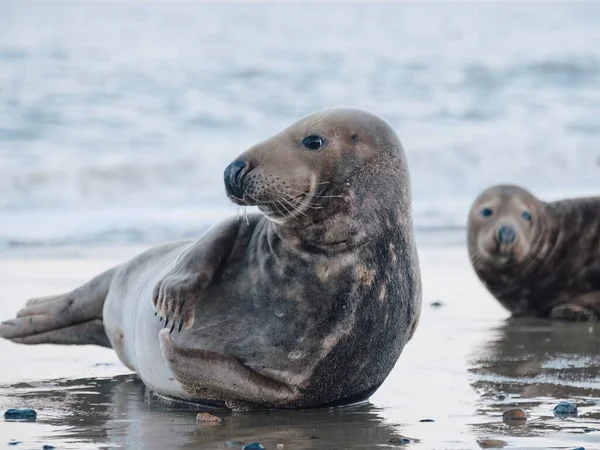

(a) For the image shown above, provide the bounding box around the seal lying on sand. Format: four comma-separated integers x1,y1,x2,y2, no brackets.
0,107,422,410
468,184,600,321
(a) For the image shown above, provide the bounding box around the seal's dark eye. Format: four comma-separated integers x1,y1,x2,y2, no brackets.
480,207,493,218
303,135,324,151
521,210,532,221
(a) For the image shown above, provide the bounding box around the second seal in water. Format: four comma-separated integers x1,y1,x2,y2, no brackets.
468,184,600,321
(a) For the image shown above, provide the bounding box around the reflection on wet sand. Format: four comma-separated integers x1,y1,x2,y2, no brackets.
0,376,409,450
469,318,600,444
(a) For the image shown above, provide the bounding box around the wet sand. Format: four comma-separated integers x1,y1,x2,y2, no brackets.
0,244,598,450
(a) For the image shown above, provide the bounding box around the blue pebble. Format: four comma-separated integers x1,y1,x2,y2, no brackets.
43,446,56,450
4,409,37,422
8,441,22,446
553,401,578,416
243,443,265,450
572,447,585,450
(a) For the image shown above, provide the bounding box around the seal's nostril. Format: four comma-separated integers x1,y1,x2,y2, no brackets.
224,160,248,198
498,225,516,244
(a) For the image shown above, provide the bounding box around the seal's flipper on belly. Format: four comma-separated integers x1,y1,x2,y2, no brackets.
158,330,298,410
0,267,117,347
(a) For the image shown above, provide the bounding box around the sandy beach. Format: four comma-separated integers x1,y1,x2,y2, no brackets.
1,243,598,450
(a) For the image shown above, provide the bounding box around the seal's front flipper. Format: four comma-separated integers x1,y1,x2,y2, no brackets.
550,303,597,322
152,218,242,332
159,330,298,410
0,267,116,347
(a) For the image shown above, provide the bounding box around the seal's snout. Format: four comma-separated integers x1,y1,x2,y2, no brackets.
498,225,516,244
224,160,248,199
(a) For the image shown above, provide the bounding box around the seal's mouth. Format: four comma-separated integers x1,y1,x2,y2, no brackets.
224,167,325,223
226,192,250,206
477,240,532,267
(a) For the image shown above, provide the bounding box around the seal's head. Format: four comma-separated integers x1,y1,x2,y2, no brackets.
223,107,407,224
468,184,546,268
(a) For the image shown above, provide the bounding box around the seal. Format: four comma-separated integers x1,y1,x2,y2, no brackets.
0,107,422,410
467,184,600,321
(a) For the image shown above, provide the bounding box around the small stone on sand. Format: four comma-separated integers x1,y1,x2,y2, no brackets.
419,418,435,422
196,412,222,423
42,446,56,450
477,439,508,448
243,443,265,450
553,401,578,416
277,445,284,449
502,408,527,424
4,409,37,422
225,441,244,447
430,301,443,308
388,437,411,445
8,441,22,446
494,393,507,401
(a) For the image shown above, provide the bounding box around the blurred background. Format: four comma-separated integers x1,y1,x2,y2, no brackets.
1,1,600,250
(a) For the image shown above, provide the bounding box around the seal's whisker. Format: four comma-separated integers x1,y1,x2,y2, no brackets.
286,187,342,199
284,193,323,209
281,197,307,218
292,181,330,186
276,198,298,220
269,201,285,218
275,195,303,218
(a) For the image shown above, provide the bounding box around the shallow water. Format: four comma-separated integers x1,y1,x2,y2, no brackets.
0,246,598,449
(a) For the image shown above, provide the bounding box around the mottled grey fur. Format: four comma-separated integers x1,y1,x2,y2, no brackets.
0,107,422,410
468,184,600,321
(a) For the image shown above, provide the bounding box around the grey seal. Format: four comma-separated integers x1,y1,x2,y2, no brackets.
0,107,422,410
467,184,600,321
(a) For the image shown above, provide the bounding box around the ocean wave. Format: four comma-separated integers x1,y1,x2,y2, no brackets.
1,2,600,247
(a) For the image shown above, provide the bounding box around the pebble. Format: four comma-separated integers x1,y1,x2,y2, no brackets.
196,412,222,423
243,443,265,450
572,447,585,450
494,393,507,401
430,301,443,308
4,409,37,422
419,418,435,423
477,439,508,448
43,446,56,450
388,437,411,445
553,401,578,416
8,441,22,446
502,408,527,424
277,445,284,449
225,441,244,447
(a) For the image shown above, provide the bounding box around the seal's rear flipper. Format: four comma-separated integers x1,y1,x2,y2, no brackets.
158,330,299,410
0,267,117,347
7,319,111,347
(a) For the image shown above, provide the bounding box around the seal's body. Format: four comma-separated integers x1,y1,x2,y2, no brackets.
0,108,421,410
468,184,600,321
